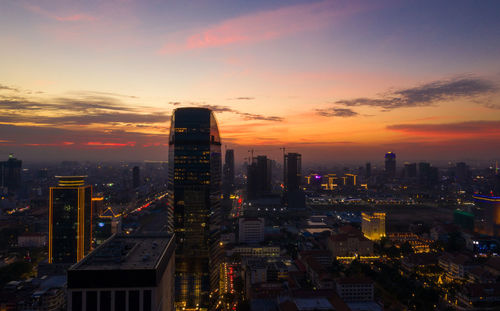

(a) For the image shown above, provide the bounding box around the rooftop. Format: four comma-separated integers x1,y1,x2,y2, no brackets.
71,233,173,271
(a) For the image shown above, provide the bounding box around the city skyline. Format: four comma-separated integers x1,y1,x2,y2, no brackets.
1,0,500,163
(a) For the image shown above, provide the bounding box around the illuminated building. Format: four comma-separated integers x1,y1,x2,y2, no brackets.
0,153,22,192
49,176,92,264
361,212,386,241
219,262,237,295
384,152,396,179
283,152,305,209
67,233,175,311
473,194,500,237
167,108,222,310
132,166,140,188
222,149,235,198
94,206,122,246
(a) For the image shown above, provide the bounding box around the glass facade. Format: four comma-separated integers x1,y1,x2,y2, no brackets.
167,108,222,310
49,177,92,264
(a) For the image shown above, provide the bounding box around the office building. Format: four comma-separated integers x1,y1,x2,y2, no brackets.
167,107,222,310
0,153,22,192
384,152,396,179
247,155,272,200
49,176,92,264
67,233,175,311
94,206,122,246
365,162,371,178
239,217,265,244
404,162,417,179
361,212,386,241
133,166,140,188
283,153,305,209
222,149,235,198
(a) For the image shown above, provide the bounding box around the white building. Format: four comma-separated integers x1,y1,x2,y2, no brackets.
239,217,265,244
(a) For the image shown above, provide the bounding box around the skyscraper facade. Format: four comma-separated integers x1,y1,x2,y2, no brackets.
283,153,305,209
384,152,396,179
0,153,22,192
222,149,235,198
132,166,140,188
167,108,222,310
246,155,271,200
49,176,92,264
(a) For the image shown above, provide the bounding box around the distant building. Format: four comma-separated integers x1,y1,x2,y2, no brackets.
49,176,92,264
67,233,175,311
247,155,272,200
404,162,417,179
0,153,22,192
327,228,373,259
18,233,46,248
455,162,470,185
223,149,235,198
132,166,140,188
473,194,500,237
361,212,386,241
284,153,305,209
384,152,396,179
365,162,371,178
418,162,438,188
239,217,265,244
94,206,122,246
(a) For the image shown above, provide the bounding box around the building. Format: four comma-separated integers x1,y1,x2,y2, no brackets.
133,166,140,188
365,162,371,178
222,149,235,198
167,107,222,310
473,194,500,237
94,206,122,246
336,277,374,302
18,232,47,248
361,212,386,241
49,176,92,264
384,152,396,179
438,252,478,281
0,153,22,192
284,153,305,209
404,163,417,179
67,233,175,311
228,245,280,258
239,217,265,244
327,230,373,259
247,155,272,200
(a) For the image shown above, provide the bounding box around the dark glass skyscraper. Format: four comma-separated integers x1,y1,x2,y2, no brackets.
0,153,22,192
167,108,222,310
284,153,305,209
246,155,271,200
49,176,92,264
222,149,235,198
132,165,140,188
384,152,396,179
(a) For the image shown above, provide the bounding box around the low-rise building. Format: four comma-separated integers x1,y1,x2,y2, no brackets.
336,277,374,303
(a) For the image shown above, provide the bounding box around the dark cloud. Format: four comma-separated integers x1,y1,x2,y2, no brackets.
387,120,500,134
316,107,359,117
196,104,283,121
234,97,255,100
0,84,19,92
335,77,497,110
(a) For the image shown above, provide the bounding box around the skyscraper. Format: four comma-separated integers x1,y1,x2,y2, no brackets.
384,152,396,179
284,153,305,209
222,149,235,198
49,176,92,264
246,155,271,200
167,108,222,310
132,166,140,188
0,153,22,192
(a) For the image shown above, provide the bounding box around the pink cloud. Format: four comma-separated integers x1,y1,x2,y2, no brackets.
24,4,97,22
158,1,364,54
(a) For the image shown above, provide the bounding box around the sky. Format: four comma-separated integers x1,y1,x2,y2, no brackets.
1,0,499,165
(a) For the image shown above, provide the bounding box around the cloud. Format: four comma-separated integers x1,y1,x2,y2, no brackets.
196,104,283,121
335,77,498,110
233,97,255,100
387,120,500,137
24,4,97,22
316,107,359,117
0,84,19,92
158,1,363,54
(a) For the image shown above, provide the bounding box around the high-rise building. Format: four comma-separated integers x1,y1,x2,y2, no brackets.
0,153,22,192
247,155,271,200
361,212,386,241
384,152,396,179
473,194,500,237
49,176,92,264
222,149,235,198
365,162,371,178
132,166,140,188
167,108,222,310
455,162,470,185
67,233,175,311
404,162,417,179
283,152,305,209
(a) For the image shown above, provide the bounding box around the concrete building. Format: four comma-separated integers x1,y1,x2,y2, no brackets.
67,233,175,311
239,217,265,244
336,277,374,303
